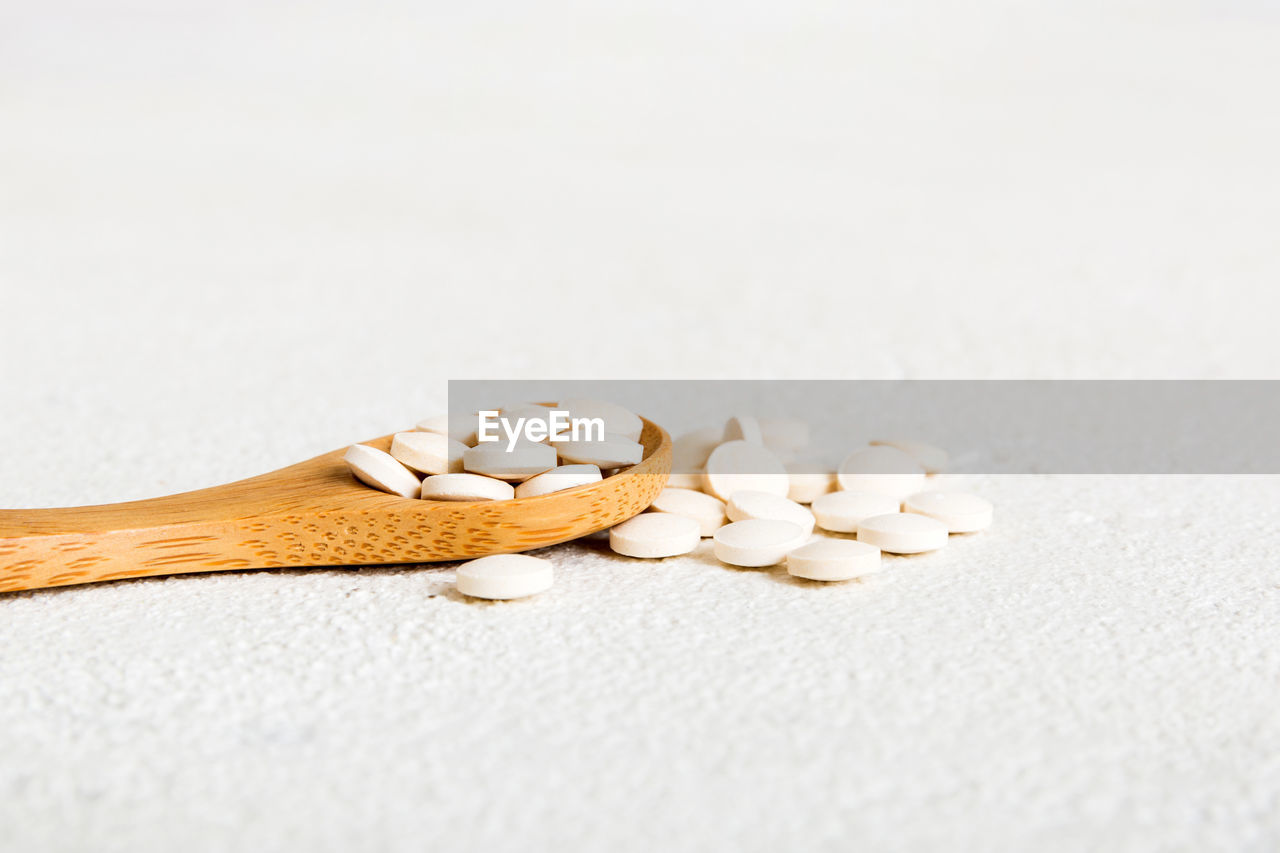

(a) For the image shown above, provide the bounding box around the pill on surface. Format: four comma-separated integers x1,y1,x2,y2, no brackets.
390,431,466,475
419,473,516,501
856,513,949,554
836,446,927,499
870,439,949,475
785,461,836,504
648,487,727,536
557,398,643,442
455,554,554,600
903,490,993,533
609,513,701,558
463,441,558,481
554,433,644,468
786,539,883,582
810,491,901,533
415,412,480,446
722,415,763,445
725,490,815,536
665,471,705,491
701,440,789,501
514,464,603,498
671,427,724,472
713,519,807,567
343,445,421,499
759,418,810,452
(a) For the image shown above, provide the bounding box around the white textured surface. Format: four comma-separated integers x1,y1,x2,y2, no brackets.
2,1,1280,850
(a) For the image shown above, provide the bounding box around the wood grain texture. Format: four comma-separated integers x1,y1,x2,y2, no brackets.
0,418,671,592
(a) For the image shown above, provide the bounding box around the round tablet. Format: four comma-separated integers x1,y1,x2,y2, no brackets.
415,412,479,446
514,464,603,498
811,491,901,533
455,554,553,600
463,441,558,481
701,440,789,502
857,513,949,554
419,473,516,502
557,398,644,442
554,434,644,468
665,471,705,491
390,431,466,475
870,439,949,475
725,490,815,535
903,490,993,533
496,404,557,444
671,427,723,472
722,415,763,445
713,519,807,567
787,539,883,582
836,446,927,499
609,513,701,558
648,487,726,536
785,461,835,504
344,444,421,498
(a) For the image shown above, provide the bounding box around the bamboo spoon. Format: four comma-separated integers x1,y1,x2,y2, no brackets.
0,417,671,593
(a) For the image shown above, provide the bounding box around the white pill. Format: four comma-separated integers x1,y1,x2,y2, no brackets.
665,471,706,491
870,439,949,475
494,404,557,444
455,554,553,600
557,398,643,442
713,519,807,567
722,415,763,445
610,513,701,558
648,487,726,536
390,431,466,475
725,490,815,536
785,461,836,504
759,417,810,452
857,513,949,554
787,539,883,582
344,444,421,499
463,441,558,481
701,440,789,502
554,433,644,468
514,464,603,498
903,490,993,533
415,412,480,446
811,491,901,533
671,427,724,472
419,473,516,501
836,446,927,499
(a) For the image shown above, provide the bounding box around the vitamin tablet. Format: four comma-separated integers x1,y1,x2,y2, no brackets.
419,473,516,501
415,412,479,446
725,490,815,535
554,433,644,468
514,464,603,498
903,490,993,533
648,487,727,536
463,441,558,481
786,539,883,582
671,426,724,472
857,513,949,554
343,444,421,499
665,471,705,491
558,398,643,442
610,513,701,558
390,431,466,475
836,446,927,499
713,519,807,567
810,491,901,533
495,404,557,444
701,440,789,501
722,415,763,445
455,554,554,600
870,439,949,475
785,461,836,504
759,417,810,452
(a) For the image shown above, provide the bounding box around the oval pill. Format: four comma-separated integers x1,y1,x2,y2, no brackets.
725,490,815,535
415,412,480,446
557,398,643,442
836,446,927,499
554,433,644,468
671,427,724,472
609,513,701,558
463,441,558,481
455,554,554,600
903,490,993,533
514,464,603,498
811,491,901,533
870,439,949,475
701,440,789,502
419,473,516,501
344,444,421,499
713,519,807,567
390,431,466,475
857,513,949,554
785,461,836,504
648,487,727,536
787,539,883,582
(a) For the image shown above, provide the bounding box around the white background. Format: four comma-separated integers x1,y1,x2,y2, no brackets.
1,1,1278,850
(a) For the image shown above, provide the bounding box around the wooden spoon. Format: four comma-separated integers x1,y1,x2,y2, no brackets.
0,417,671,593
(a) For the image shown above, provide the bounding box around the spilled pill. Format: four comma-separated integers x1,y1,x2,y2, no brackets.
610,513,701,558
786,539,882,582
785,461,836,504
725,490,815,535
713,519,807,567
456,554,554,600
857,513,948,554
903,491,993,533
810,491,901,533
836,446,927,499
702,440,789,501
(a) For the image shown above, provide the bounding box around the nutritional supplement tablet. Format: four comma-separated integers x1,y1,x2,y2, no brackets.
713,519,807,567
722,415,763,445
415,412,480,446
554,433,644,468
786,461,836,504
665,471,705,491
903,490,993,533
514,464,603,499
610,513,701,558
811,491,901,533
759,417,810,452
701,440,789,502
463,441,558,481
725,490,815,536
649,487,727,536
672,427,724,472
836,446,927,499
558,398,643,442
419,473,516,501
494,404,557,444
390,431,466,475
787,539,883,582
344,444,421,499
870,439,949,475
857,513,949,554
455,554,553,600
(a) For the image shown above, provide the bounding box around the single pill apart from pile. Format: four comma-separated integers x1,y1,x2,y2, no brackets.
870,439,949,475
419,473,516,501
344,445,421,499
857,513,949,554
455,554,554,600
554,434,644,468
787,539,883,582
463,441,558,481
810,491,901,533
416,412,480,446
610,513,701,558
722,415,763,445
726,490,815,535
390,431,466,475
558,399,644,442
836,446,927,499
514,464,603,498
648,487,727,536
903,491,993,532
785,461,836,504
713,519,807,567
702,440,790,501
